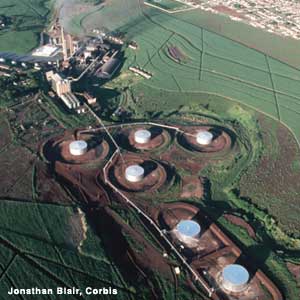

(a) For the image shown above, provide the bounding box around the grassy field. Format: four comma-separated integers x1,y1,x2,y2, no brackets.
119,8,300,142
144,0,189,11
0,0,53,53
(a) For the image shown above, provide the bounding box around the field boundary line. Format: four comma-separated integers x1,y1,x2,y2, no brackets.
265,54,281,121
139,82,300,148
143,32,175,68
0,253,17,283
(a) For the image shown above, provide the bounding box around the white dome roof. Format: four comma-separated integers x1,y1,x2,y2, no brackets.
134,129,151,144
196,131,213,145
176,220,201,238
69,140,88,156
125,165,145,182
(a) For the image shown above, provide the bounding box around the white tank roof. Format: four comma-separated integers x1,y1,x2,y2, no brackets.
125,165,144,182
221,264,249,292
134,129,151,144
69,140,88,156
196,131,213,145
176,220,201,238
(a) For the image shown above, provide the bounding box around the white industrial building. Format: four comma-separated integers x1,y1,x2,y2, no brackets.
60,92,80,109
32,45,60,57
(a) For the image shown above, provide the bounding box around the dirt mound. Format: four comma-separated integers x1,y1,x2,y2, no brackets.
118,125,171,151
178,126,233,154
224,214,256,239
110,154,167,192
42,132,110,164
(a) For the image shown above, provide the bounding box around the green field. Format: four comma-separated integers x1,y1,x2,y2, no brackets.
0,0,52,53
144,0,189,11
117,8,300,143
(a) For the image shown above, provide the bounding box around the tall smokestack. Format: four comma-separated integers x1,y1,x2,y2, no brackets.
61,26,68,61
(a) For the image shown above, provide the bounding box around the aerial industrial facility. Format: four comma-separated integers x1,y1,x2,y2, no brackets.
43,120,283,300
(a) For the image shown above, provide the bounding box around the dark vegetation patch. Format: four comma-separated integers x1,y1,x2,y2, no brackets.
239,116,300,236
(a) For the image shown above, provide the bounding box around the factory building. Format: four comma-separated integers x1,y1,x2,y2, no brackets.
46,72,80,111
60,92,80,109
97,57,121,79
125,165,145,182
50,73,71,97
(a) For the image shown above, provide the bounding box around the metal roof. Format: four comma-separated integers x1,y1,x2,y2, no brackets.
176,220,201,237
222,264,249,286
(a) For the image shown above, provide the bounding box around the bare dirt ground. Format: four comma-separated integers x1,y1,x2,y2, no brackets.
180,176,204,199
286,262,300,283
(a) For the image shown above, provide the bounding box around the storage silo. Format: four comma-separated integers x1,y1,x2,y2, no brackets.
134,129,151,144
174,220,201,246
125,165,145,182
196,131,213,145
221,264,249,293
69,140,88,156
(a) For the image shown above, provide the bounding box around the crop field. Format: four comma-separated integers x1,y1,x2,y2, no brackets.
0,200,133,299
0,0,52,53
144,0,189,11
121,8,300,141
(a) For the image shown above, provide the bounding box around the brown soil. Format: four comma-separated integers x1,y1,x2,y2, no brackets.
43,131,110,165
35,162,73,205
111,154,167,192
181,176,204,199
178,126,232,154
223,214,256,239
287,262,300,283
126,126,170,150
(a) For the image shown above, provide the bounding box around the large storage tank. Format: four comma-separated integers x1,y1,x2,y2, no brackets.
196,131,213,145
69,140,88,156
221,264,249,293
134,129,151,144
125,165,145,182
174,220,201,246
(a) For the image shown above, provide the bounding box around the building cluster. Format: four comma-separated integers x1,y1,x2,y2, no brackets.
46,71,85,113
129,66,152,79
197,0,300,40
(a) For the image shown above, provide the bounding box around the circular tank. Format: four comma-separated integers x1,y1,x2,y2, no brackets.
134,129,151,144
221,264,249,293
69,140,88,156
125,165,145,182
196,131,213,145
176,220,201,238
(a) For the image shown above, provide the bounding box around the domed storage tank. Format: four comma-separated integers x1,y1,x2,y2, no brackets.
69,140,88,156
176,220,201,241
221,264,249,293
196,131,213,145
125,165,145,182
134,129,151,144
